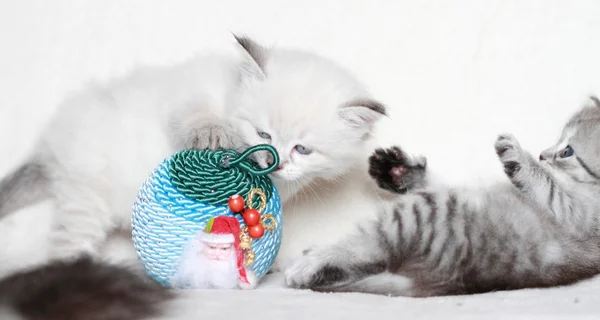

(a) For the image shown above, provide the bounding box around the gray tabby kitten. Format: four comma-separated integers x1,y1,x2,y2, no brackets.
284,97,600,297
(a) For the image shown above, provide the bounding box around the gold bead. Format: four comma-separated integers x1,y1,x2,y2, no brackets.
240,239,252,250
245,250,256,266
239,228,252,249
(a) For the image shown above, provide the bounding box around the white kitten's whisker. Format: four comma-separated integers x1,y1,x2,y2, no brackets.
311,181,331,196
304,183,324,206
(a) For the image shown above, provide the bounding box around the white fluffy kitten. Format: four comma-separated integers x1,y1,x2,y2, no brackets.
0,36,385,266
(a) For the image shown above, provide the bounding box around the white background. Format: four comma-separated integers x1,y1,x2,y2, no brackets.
0,0,599,318
2,0,599,184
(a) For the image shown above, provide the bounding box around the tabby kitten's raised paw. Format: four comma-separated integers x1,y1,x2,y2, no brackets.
368,146,427,194
494,133,528,179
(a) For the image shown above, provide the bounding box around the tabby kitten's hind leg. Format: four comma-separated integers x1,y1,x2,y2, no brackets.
284,218,392,292
284,203,420,296
368,146,427,194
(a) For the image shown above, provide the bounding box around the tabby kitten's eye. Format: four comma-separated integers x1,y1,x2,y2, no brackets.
257,131,271,140
294,145,312,155
560,145,574,158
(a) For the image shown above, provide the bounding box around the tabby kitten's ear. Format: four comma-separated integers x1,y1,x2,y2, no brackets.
590,95,600,107
233,34,268,81
338,99,387,128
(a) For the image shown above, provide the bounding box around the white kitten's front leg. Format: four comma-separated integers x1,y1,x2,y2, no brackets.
168,103,242,151
182,122,241,151
48,188,115,261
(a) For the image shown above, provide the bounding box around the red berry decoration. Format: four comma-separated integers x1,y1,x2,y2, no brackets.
228,195,245,213
248,223,265,239
243,209,261,226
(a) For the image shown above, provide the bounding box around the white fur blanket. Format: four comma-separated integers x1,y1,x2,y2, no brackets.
3,206,599,320
159,272,600,319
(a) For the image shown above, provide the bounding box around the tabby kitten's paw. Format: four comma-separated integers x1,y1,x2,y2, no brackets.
185,124,240,151
495,133,527,179
368,146,427,194
284,249,349,289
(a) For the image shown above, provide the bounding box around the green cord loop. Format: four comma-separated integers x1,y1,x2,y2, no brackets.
168,144,279,208
224,144,280,175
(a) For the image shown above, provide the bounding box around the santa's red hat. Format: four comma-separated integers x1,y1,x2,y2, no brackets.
201,216,250,284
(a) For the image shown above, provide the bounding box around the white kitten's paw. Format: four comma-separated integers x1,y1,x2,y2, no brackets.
284,249,349,289
495,133,527,178
186,124,239,151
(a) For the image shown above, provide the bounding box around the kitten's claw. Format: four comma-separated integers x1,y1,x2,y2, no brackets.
495,133,526,179
186,124,239,151
368,146,427,194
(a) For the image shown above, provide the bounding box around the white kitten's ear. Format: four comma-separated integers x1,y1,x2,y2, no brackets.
338,99,387,128
233,34,268,81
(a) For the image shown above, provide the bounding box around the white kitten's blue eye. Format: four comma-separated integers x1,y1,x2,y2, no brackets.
257,131,271,140
560,145,574,158
294,145,312,155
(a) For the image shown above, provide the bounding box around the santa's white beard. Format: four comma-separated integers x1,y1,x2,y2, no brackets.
172,248,240,289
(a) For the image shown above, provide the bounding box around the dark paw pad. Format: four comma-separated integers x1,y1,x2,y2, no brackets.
369,146,426,194
389,166,409,184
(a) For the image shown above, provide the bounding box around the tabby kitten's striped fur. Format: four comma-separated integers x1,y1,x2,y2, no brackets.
284,97,600,297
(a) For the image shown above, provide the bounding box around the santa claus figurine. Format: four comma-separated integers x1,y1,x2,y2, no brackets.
171,216,257,289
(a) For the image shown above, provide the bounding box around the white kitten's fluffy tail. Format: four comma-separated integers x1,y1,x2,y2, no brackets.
0,256,174,320
0,159,50,219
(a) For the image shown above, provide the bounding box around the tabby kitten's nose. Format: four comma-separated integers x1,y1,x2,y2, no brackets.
539,154,545,161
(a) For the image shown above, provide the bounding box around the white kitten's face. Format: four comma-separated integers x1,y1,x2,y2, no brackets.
229,42,385,184
234,107,361,183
